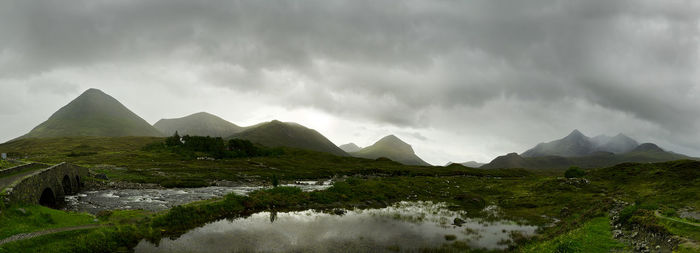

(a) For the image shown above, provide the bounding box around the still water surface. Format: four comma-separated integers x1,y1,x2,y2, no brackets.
134,201,537,253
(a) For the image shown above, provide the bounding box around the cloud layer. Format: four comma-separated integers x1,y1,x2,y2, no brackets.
1,0,699,164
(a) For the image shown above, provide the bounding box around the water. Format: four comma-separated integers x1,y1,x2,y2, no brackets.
134,201,537,252
65,182,331,214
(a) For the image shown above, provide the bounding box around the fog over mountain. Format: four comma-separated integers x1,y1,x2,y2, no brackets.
1,0,700,165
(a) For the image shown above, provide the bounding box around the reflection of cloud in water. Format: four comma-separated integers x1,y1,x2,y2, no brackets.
135,202,537,253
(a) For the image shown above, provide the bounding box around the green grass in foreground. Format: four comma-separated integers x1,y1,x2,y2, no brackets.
0,205,98,240
522,216,627,253
0,229,95,253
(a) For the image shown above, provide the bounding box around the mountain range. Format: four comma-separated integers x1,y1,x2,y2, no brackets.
17,89,163,139
350,135,431,166
482,130,691,169
7,88,695,169
154,112,243,137
521,130,639,157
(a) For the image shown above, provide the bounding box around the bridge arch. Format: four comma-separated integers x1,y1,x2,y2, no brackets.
39,187,56,207
62,175,73,195
75,175,82,188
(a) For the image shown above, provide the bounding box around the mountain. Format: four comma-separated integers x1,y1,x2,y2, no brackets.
228,120,348,156
339,143,362,153
522,130,640,157
445,161,485,168
482,142,692,170
17,88,163,139
154,112,243,137
592,134,639,154
351,135,430,166
522,130,594,157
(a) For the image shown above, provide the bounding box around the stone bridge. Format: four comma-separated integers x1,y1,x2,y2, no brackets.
1,162,88,207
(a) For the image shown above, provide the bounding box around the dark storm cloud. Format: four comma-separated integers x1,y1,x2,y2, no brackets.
1,0,699,159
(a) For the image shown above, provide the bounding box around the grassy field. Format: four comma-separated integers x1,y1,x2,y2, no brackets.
0,205,98,240
522,216,627,252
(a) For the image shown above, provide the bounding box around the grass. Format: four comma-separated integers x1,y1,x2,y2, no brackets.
0,205,98,240
0,229,96,253
522,216,627,252
657,215,700,242
0,160,14,170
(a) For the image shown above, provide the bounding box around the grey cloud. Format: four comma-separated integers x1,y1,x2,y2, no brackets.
1,0,700,159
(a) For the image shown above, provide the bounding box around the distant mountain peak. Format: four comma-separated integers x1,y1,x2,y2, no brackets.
154,112,242,137
564,129,587,140
351,135,430,166
17,88,163,139
339,143,362,153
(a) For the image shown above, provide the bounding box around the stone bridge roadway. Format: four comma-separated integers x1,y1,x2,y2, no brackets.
0,162,88,207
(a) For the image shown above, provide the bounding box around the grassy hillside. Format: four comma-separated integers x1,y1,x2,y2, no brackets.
229,120,348,157
352,135,430,166
18,89,162,139
153,112,243,137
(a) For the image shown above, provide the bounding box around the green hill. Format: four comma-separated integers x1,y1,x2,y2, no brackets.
16,88,163,139
351,135,431,166
154,112,243,137
228,120,348,156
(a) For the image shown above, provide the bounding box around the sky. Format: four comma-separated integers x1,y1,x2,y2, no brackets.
1,0,699,165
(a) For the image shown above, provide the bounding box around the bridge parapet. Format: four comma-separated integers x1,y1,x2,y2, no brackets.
2,163,88,207
0,163,49,177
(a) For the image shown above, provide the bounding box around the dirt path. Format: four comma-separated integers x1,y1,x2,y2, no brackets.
0,224,105,246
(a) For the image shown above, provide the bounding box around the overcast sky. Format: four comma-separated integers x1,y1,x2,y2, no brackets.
1,0,699,165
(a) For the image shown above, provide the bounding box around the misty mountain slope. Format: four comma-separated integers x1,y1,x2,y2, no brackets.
18,88,163,139
339,143,362,153
522,130,641,158
154,112,243,137
522,130,595,157
592,134,639,154
483,142,693,170
351,135,430,166
228,120,348,156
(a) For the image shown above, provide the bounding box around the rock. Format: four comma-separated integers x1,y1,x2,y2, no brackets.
613,230,623,239
453,218,466,227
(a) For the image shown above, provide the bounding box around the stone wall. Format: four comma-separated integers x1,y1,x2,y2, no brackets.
0,163,48,177
3,163,89,205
